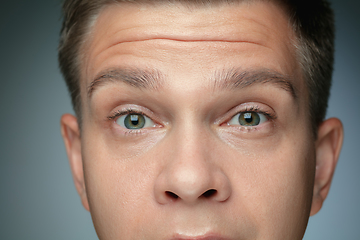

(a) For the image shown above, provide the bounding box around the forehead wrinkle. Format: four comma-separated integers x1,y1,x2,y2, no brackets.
212,68,298,99
89,1,285,54
87,67,164,98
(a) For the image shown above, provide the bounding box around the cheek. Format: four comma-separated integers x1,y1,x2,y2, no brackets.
81,128,162,238
227,126,315,239
259,145,315,236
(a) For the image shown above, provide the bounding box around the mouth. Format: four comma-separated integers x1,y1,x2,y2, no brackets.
170,233,232,240
171,238,228,240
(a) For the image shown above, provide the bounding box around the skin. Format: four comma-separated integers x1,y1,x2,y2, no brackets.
61,1,343,240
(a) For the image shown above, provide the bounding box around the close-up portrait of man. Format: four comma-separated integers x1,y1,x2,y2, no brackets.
59,0,343,239
2,0,360,239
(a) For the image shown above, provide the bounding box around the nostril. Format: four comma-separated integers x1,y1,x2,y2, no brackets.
165,191,179,200
202,189,217,198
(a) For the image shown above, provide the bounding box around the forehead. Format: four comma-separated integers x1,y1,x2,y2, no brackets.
90,1,290,44
81,1,302,100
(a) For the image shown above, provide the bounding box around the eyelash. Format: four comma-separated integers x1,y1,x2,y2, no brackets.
107,105,276,134
233,106,276,121
107,108,147,121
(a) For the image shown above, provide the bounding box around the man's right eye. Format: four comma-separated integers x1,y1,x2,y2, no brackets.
116,113,156,129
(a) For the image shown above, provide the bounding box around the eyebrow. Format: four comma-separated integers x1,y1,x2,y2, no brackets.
88,68,164,98
212,68,297,99
88,67,297,100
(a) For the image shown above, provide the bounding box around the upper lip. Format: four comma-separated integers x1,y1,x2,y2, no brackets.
171,238,229,240
170,233,232,240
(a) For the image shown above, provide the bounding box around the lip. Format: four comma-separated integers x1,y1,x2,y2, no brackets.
170,233,232,240
170,238,229,240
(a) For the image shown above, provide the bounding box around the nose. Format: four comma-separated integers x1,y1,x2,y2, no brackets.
154,126,232,205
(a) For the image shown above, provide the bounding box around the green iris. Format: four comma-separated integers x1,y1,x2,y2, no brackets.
124,114,146,129
238,112,261,126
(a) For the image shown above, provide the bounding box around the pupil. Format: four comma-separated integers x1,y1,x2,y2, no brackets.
130,115,139,126
244,113,253,123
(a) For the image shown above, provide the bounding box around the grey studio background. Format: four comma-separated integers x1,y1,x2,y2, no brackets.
0,0,359,239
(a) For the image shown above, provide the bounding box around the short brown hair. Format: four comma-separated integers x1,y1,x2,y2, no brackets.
58,0,334,137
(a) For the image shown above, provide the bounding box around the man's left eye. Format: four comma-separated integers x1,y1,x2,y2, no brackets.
228,112,267,127
116,113,155,129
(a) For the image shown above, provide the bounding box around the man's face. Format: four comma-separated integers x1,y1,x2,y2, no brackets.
76,1,316,239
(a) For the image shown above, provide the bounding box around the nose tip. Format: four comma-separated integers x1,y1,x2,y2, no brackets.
160,166,213,203
154,161,232,205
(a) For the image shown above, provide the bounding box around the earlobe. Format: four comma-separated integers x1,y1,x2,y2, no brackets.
60,114,90,211
310,118,343,216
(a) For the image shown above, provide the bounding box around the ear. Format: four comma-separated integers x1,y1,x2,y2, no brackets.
60,114,90,211
310,118,343,216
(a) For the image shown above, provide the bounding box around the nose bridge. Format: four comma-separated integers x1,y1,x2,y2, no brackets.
173,121,212,188
173,116,209,167
154,114,232,204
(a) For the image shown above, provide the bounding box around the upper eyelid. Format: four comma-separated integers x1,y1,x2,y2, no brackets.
108,108,150,121
232,108,274,119
107,103,276,123
227,106,275,121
